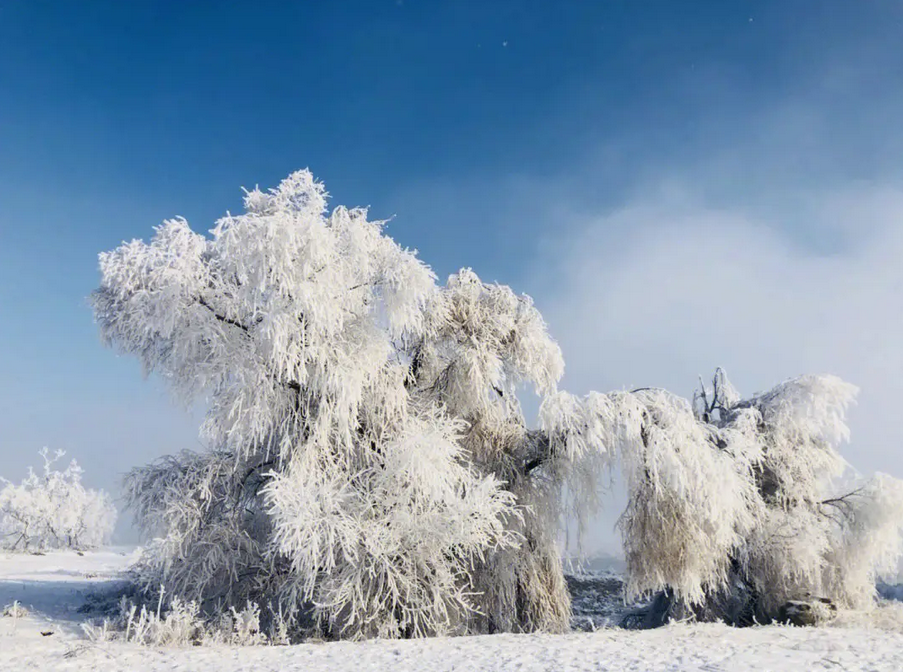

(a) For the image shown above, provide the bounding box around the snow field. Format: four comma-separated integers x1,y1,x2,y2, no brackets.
3,550,903,672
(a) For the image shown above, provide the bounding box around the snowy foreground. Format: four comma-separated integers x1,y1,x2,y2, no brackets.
3,551,903,672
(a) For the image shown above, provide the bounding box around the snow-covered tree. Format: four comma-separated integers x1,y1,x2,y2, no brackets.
546,370,903,626
93,170,573,639
0,448,117,551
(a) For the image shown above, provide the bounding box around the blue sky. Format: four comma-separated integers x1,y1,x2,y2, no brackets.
2,1,903,547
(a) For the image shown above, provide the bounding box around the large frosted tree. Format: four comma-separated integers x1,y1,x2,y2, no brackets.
92,170,578,639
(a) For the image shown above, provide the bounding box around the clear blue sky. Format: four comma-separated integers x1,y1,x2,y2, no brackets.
2,1,902,545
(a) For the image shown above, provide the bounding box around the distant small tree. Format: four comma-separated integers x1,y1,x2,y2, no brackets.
0,448,117,551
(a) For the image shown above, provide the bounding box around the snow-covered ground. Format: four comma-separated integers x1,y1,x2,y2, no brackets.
4,550,903,672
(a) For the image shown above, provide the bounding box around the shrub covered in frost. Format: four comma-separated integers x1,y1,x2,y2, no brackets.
545,370,903,625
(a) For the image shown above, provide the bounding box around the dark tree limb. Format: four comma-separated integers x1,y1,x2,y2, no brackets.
195,296,301,393
196,296,256,332
520,431,552,476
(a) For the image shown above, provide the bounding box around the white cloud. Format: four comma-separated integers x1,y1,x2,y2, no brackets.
528,182,903,555
540,183,903,475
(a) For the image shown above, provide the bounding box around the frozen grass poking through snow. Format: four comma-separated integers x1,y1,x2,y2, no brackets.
82,596,278,647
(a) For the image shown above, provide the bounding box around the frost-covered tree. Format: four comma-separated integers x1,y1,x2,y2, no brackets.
93,170,574,639
0,448,117,551
546,370,903,626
